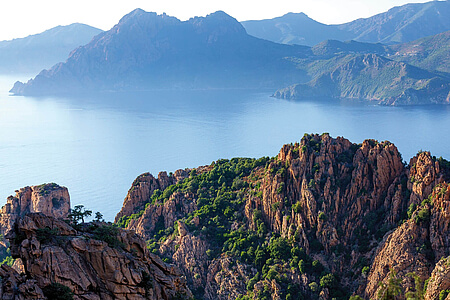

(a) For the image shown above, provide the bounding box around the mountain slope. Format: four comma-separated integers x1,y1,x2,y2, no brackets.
0,23,102,74
10,9,310,96
241,1,450,45
339,0,450,44
114,133,450,300
241,13,352,46
274,53,450,105
389,30,450,75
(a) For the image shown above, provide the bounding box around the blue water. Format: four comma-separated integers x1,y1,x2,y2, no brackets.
1,75,450,220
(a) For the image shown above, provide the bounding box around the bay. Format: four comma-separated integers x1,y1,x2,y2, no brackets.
1,74,449,220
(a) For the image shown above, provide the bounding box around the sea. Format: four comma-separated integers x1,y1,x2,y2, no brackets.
1,74,450,220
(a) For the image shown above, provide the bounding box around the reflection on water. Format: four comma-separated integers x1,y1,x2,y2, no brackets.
0,75,450,220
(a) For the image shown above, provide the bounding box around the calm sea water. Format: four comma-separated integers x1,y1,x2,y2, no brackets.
1,75,450,220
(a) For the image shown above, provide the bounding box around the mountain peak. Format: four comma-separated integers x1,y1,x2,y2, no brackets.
189,10,246,36
282,12,309,18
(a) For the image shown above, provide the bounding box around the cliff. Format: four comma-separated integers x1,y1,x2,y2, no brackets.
116,134,450,299
0,213,192,299
0,183,70,237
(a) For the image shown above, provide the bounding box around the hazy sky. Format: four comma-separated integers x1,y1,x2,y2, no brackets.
0,0,431,41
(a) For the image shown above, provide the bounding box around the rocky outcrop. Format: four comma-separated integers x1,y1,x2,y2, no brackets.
116,134,450,299
1,213,192,300
0,183,70,237
115,170,190,223
425,256,450,300
204,256,255,300
408,152,443,205
364,219,431,298
248,135,406,248
365,180,450,299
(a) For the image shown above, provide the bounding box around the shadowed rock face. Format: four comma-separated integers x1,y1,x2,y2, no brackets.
1,213,192,300
116,134,450,299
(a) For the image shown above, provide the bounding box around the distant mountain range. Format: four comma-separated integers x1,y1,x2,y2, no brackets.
242,0,450,46
0,23,102,74
10,4,450,105
241,13,353,47
10,10,310,95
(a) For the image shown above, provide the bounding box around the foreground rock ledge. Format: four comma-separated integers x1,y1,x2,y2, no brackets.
0,213,192,300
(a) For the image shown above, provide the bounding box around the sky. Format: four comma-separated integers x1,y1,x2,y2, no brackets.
0,0,432,41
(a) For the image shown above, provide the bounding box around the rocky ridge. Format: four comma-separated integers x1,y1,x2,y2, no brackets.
0,213,192,299
116,134,450,299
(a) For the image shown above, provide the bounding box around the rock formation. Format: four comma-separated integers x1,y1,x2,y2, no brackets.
0,183,70,237
2,134,450,299
0,213,192,300
116,134,450,299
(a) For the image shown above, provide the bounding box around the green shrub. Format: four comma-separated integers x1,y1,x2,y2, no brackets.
246,273,259,291
362,266,370,278
268,237,290,260
439,290,450,300
92,225,124,249
292,202,302,213
309,282,319,293
320,273,337,289
318,212,327,221
414,208,430,224
36,227,60,244
42,283,73,300
0,256,14,267
298,259,306,274
271,202,280,211
312,260,324,274
266,268,278,280
407,203,417,219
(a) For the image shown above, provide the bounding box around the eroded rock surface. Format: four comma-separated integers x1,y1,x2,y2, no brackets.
1,213,192,300
0,183,70,237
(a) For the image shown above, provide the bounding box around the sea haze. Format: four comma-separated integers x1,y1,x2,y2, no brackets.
1,74,450,220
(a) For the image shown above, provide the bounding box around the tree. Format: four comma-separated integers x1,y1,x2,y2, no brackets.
94,212,104,222
320,273,337,289
42,283,73,300
405,272,425,300
377,270,402,300
68,205,92,226
268,237,290,260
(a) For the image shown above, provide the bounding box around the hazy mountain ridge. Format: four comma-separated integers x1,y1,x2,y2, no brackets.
339,0,450,44
0,23,102,74
274,53,450,105
10,9,310,95
389,30,450,75
242,1,450,46
242,13,353,47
